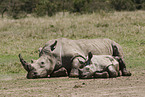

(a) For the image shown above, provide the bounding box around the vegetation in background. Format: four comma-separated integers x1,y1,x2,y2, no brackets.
0,11,144,74
0,0,145,18
0,2,144,96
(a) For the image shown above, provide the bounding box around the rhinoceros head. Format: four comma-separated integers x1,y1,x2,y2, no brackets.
19,41,58,79
78,52,94,79
79,66,94,79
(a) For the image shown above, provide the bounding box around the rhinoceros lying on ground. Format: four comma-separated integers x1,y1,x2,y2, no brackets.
77,52,122,79
19,38,131,79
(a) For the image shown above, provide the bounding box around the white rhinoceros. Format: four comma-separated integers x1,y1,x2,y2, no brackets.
77,52,121,79
19,38,131,79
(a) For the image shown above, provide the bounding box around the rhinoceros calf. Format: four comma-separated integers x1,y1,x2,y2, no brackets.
78,52,121,79
19,38,131,79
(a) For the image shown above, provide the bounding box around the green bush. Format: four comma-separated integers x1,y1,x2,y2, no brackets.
132,0,145,9
72,0,113,13
34,0,59,16
0,0,26,19
86,0,113,13
72,0,88,13
110,0,136,11
0,0,145,18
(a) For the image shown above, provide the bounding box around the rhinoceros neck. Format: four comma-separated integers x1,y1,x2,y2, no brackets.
53,40,64,71
59,41,63,65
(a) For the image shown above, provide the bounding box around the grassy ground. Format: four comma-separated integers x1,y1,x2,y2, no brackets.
0,11,145,96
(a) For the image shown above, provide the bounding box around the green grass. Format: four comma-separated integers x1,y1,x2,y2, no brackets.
0,11,145,75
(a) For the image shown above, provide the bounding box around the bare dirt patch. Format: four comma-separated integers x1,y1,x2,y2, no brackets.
0,68,145,97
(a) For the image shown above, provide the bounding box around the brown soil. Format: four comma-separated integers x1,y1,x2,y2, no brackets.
0,68,145,97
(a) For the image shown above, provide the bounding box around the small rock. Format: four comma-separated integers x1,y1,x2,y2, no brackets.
82,82,85,85
73,85,82,88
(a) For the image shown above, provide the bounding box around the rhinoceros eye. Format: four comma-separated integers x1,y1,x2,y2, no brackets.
41,62,44,64
40,62,45,68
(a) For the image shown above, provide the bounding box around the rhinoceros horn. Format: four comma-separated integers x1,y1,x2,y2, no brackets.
18,54,31,72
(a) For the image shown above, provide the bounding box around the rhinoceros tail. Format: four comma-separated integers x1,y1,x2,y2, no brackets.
112,41,124,59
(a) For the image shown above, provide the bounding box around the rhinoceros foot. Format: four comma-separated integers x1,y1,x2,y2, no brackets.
69,73,79,78
69,69,79,78
122,68,131,76
94,72,109,78
50,67,68,77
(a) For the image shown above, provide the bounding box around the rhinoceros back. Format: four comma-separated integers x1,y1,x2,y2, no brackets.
41,38,122,56
61,38,114,56
40,38,124,59
91,55,119,72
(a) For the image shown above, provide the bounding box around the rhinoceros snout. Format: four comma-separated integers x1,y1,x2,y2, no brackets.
27,71,38,79
27,70,48,79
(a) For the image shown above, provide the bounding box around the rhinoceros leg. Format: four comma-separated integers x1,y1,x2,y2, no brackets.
112,45,131,76
69,68,79,77
69,58,84,77
69,54,87,77
118,58,131,76
114,56,131,76
93,71,109,78
50,67,68,77
107,65,118,78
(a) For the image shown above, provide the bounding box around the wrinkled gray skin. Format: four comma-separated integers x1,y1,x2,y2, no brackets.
19,38,131,79
78,52,120,79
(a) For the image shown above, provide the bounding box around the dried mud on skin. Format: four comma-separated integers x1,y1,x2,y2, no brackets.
0,69,145,97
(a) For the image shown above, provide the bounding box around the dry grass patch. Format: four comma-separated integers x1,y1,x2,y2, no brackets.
0,11,144,73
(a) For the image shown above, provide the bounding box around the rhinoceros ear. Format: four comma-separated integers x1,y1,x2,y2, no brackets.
85,52,93,65
50,40,57,51
88,52,93,60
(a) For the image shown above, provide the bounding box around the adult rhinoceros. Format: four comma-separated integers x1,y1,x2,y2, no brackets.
19,38,131,79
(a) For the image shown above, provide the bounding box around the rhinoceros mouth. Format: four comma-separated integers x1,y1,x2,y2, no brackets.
27,72,50,79
18,54,31,72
